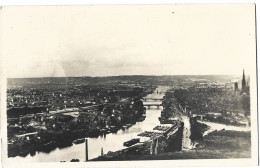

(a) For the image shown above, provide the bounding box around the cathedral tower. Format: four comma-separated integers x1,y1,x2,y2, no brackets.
242,69,246,93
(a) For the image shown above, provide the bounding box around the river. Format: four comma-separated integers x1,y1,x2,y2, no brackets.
181,116,192,150
199,121,251,136
9,86,169,162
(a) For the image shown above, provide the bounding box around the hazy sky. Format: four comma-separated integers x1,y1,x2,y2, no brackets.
1,4,256,78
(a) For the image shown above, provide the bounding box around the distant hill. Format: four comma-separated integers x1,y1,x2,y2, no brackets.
7,75,239,88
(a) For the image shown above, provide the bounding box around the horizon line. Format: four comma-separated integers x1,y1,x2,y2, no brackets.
7,74,242,79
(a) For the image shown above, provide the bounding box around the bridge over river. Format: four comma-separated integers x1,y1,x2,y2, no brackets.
142,98,163,101
142,89,164,109
143,101,163,109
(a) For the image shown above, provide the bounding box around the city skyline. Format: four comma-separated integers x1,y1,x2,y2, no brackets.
1,5,256,78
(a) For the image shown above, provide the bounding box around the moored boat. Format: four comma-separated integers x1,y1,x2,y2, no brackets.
73,138,85,144
123,138,140,147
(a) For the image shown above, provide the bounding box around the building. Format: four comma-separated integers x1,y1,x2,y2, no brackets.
234,82,238,92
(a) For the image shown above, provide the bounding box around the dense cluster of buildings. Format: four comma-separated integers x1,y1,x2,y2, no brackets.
161,70,250,126
7,83,155,110
7,82,155,157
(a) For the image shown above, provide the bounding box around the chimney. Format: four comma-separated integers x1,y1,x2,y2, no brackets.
85,138,88,161
101,147,104,156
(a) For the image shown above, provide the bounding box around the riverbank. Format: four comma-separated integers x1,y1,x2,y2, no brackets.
8,113,144,158
92,121,184,161
92,129,250,161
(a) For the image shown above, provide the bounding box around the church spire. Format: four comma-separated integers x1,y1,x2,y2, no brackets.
242,69,246,93
243,69,245,80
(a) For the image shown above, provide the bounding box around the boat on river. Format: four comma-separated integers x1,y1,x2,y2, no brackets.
73,138,85,144
122,123,133,130
123,138,140,147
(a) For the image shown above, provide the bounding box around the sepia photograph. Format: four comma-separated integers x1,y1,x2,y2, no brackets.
0,4,258,168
